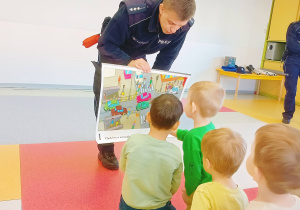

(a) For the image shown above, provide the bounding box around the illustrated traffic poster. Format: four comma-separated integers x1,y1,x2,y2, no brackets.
96,63,190,144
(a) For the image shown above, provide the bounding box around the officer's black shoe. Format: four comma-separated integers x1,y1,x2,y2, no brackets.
98,150,119,170
282,118,291,124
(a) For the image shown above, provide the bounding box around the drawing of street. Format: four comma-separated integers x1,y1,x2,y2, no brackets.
97,68,187,132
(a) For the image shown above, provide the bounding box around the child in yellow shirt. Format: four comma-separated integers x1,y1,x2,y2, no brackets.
191,128,249,210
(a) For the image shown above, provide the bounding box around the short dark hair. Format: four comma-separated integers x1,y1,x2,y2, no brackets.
163,0,196,21
150,94,183,130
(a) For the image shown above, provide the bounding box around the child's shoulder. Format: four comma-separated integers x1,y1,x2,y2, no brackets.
167,142,182,154
126,133,146,143
195,182,218,192
190,122,215,136
247,195,300,210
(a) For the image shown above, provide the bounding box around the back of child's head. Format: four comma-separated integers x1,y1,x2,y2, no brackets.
202,128,247,177
189,81,225,118
150,93,183,130
254,123,300,194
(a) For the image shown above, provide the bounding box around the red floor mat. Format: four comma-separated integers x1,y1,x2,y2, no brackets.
20,141,126,210
20,141,187,210
244,187,258,202
20,141,255,210
219,106,235,112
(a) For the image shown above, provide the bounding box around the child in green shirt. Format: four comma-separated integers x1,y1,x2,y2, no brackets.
171,81,225,210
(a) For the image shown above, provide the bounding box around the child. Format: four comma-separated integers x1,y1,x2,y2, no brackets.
171,81,225,209
119,94,184,210
246,123,300,209
191,128,249,209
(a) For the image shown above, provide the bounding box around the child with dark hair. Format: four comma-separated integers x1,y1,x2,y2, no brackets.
119,94,184,210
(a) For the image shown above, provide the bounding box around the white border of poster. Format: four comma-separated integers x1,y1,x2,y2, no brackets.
96,63,190,144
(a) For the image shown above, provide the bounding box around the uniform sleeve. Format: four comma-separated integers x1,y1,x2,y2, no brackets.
152,31,188,70
184,150,203,195
170,159,183,195
286,22,300,53
176,129,189,141
98,4,131,65
190,187,211,210
119,141,128,172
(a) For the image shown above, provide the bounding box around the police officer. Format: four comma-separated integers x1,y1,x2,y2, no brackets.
94,0,196,170
282,21,300,124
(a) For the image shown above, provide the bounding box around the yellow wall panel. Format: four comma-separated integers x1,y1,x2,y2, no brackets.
260,80,284,98
268,0,300,41
260,79,300,104
263,60,283,71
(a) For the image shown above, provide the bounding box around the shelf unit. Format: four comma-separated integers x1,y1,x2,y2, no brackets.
259,0,300,102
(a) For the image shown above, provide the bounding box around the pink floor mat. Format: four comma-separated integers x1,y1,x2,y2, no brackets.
20,140,255,210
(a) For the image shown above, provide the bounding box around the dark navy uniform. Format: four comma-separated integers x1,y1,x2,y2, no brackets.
94,0,194,115
282,21,300,122
98,0,194,70
93,0,194,169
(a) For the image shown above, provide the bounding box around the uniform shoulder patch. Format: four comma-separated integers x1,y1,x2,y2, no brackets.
188,18,195,27
123,0,147,15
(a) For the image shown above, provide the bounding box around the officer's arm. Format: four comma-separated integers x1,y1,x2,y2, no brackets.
98,5,131,65
286,22,300,53
152,32,188,70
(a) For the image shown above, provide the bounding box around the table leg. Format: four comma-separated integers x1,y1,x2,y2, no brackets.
235,75,241,100
279,77,285,101
256,80,261,95
217,72,220,83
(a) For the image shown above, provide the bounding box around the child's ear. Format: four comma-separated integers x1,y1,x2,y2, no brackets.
253,166,262,182
191,102,197,113
146,112,151,124
205,158,211,169
171,121,180,131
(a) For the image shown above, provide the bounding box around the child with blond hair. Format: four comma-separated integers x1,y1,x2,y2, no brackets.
246,123,300,210
191,128,249,209
171,81,225,209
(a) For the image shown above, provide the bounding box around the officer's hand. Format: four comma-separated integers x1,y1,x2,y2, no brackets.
128,59,151,73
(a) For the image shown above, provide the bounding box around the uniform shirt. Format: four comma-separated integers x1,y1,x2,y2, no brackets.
283,21,300,60
286,21,300,54
120,133,183,209
191,182,249,210
246,195,300,210
177,122,215,196
98,0,194,70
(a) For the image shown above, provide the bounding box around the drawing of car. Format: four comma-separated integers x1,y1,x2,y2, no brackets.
137,92,151,103
103,100,120,111
136,101,150,111
169,86,179,94
111,105,128,116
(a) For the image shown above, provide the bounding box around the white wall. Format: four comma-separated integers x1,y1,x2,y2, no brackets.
0,0,272,90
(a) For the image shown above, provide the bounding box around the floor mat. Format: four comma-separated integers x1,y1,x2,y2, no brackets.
20,141,124,210
20,140,257,210
0,145,21,201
